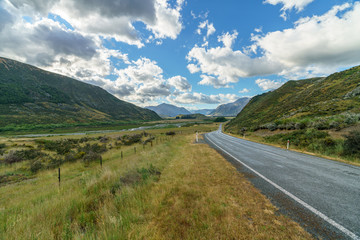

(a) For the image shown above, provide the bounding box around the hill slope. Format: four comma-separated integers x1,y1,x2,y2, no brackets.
145,103,191,117
0,57,160,126
190,109,214,115
210,97,250,116
226,66,360,132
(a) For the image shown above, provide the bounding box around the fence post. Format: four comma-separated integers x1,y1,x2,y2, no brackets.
151,141,153,147
287,140,290,150
121,151,123,159
134,147,136,154
58,168,61,187
100,157,102,168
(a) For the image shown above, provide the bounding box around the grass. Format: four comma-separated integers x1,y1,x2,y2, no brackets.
0,124,312,239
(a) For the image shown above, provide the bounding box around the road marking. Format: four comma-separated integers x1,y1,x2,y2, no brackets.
205,132,360,240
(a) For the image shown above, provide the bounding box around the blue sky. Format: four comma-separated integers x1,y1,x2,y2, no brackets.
1,0,360,110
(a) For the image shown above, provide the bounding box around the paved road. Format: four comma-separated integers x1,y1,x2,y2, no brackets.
204,126,360,239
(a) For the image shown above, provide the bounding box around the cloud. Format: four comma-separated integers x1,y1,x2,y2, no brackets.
104,57,191,103
254,2,360,78
187,32,281,88
239,88,250,93
264,0,315,19
197,20,216,37
188,3,360,88
218,31,238,48
255,79,284,91
7,0,184,47
199,75,230,89
168,76,192,92
168,92,238,105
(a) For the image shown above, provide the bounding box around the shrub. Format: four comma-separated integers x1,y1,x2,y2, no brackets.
295,122,306,130
80,143,107,154
213,117,227,122
312,119,330,130
343,130,360,157
30,160,44,173
83,152,102,166
4,151,23,164
99,136,109,143
118,134,142,145
166,131,176,136
266,122,277,131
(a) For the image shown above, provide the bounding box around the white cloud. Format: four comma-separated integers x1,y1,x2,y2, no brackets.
168,76,192,92
264,0,315,20
254,2,360,78
6,0,184,48
255,79,284,91
168,92,238,105
197,20,216,37
217,31,238,48
239,88,250,93
187,32,281,88
145,0,184,40
188,3,360,88
199,75,230,89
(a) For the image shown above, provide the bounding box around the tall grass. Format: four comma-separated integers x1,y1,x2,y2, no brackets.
0,124,311,239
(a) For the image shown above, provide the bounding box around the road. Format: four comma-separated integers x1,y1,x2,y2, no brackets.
204,126,360,239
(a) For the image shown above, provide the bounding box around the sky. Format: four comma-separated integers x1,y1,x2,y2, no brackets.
1,0,360,110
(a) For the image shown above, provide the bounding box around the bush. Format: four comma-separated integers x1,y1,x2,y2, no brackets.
343,131,360,157
80,143,107,154
83,152,102,166
213,117,227,122
118,134,142,145
30,160,44,173
295,122,306,130
4,151,23,164
166,131,176,136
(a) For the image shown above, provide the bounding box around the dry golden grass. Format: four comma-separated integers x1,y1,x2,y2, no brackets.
136,135,312,240
0,126,312,239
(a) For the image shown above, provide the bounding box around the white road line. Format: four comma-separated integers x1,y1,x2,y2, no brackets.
205,133,360,240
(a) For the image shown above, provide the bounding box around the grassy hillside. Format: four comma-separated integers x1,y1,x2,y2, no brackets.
0,57,160,127
226,66,360,133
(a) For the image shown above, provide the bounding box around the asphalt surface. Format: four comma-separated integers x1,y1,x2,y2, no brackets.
204,126,360,240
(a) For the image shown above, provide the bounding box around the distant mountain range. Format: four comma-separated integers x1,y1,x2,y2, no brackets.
145,103,191,117
190,109,214,115
146,98,250,118
209,97,250,116
226,65,360,132
0,57,161,127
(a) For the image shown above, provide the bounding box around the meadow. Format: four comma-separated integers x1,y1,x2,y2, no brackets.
0,123,311,239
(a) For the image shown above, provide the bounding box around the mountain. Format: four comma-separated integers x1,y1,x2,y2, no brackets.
190,109,214,115
0,57,161,127
226,66,360,132
145,103,191,117
210,97,250,116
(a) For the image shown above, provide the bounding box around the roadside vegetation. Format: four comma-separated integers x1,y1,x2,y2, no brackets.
0,123,311,239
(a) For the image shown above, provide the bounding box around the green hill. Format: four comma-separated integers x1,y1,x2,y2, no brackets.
226,66,360,133
0,57,161,127
175,113,210,120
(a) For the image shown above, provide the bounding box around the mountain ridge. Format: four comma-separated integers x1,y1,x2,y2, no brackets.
0,57,161,127
145,103,191,117
225,66,360,133
210,97,250,116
